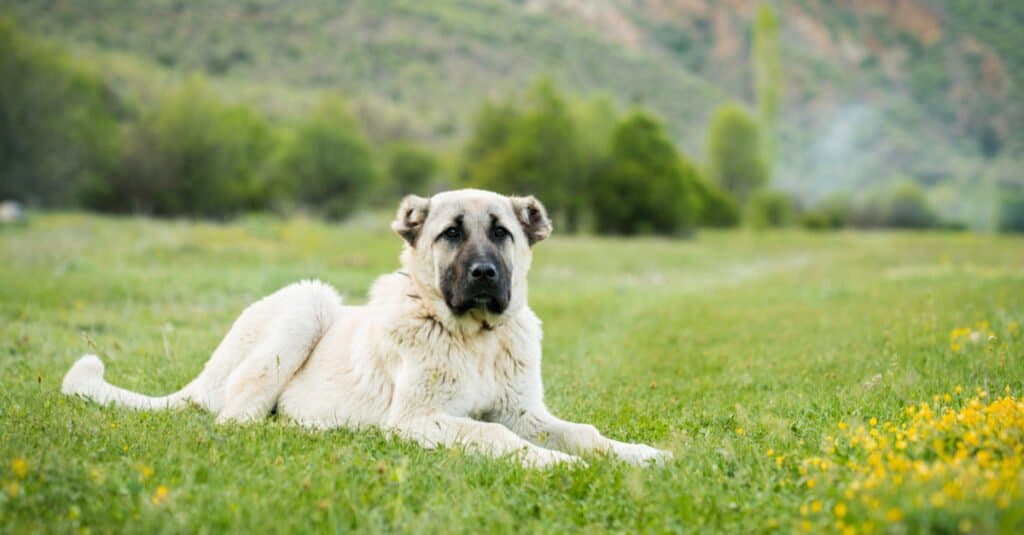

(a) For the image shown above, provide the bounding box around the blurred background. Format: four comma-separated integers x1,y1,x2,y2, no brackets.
2,0,1022,234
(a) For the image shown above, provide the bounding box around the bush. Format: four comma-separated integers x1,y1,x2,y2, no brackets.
881,180,938,229
706,103,768,205
694,177,740,228
462,78,584,231
90,77,274,217
590,111,700,235
800,194,850,230
388,145,437,196
745,189,796,229
272,95,377,220
0,19,124,207
997,191,1024,233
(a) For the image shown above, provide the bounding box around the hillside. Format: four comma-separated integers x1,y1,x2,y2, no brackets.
5,0,1021,227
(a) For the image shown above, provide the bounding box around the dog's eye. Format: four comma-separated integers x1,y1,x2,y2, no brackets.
442,226,461,240
492,226,510,240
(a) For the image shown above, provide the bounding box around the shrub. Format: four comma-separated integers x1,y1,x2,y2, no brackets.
800,194,851,230
590,111,700,235
93,76,274,217
706,103,768,205
0,19,124,207
997,191,1024,233
461,78,585,231
388,144,437,196
694,177,740,228
272,95,376,220
745,189,796,229
881,180,938,229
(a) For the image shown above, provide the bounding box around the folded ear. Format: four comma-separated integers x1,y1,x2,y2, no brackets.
391,195,430,245
510,195,552,246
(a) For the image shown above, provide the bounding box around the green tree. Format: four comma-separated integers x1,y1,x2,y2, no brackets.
98,76,274,216
882,180,938,229
462,78,584,231
388,144,437,196
0,19,123,206
745,189,796,229
997,189,1024,233
590,111,700,235
706,103,768,205
273,95,377,220
694,177,740,228
753,3,782,173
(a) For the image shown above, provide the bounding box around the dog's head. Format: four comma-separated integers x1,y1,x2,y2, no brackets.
392,189,551,326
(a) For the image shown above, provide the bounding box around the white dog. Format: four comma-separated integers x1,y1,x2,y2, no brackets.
63,189,671,467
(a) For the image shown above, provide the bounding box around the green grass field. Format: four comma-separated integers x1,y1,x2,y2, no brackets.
2,214,1023,533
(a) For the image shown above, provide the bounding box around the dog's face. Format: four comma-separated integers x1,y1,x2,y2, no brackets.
392,189,551,324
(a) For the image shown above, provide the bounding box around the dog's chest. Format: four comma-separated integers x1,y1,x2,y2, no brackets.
426,336,524,418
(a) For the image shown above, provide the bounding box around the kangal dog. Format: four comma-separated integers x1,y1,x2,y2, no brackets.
62,189,671,467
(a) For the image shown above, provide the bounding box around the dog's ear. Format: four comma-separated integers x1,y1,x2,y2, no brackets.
510,195,552,246
391,195,430,245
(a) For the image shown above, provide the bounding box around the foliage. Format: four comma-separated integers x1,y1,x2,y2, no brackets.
462,78,584,231
706,104,768,205
800,194,851,230
590,111,700,235
87,77,274,217
744,189,796,229
0,19,124,207
272,95,377,220
881,180,939,229
693,177,740,228
996,190,1024,233
388,144,438,196
752,3,782,173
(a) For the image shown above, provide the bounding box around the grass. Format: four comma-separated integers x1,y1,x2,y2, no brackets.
1,213,1023,533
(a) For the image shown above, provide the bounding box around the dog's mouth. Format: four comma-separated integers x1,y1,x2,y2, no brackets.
448,291,509,316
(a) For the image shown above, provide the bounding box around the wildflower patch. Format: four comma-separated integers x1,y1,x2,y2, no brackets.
792,388,1024,533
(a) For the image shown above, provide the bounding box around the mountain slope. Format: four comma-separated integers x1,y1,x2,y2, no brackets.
6,0,1021,227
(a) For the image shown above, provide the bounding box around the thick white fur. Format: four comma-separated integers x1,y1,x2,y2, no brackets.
62,190,671,468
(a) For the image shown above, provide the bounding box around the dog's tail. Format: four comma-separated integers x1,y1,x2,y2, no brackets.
62,354,193,411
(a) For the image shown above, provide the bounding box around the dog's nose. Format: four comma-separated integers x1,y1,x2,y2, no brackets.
469,262,499,282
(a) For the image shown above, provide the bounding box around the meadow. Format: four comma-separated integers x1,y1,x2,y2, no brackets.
1,214,1022,533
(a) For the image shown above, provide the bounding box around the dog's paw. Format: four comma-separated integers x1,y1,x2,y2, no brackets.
611,442,673,466
522,448,586,469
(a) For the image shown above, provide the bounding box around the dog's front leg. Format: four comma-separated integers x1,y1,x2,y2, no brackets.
387,411,581,468
513,408,672,466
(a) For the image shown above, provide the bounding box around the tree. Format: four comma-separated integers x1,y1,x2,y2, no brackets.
0,19,123,206
388,144,437,196
882,180,938,229
753,3,782,173
706,103,768,205
590,111,700,235
745,189,796,229
461,78,584,231
272,95,376,220
694,177,740,227
96,76,274,217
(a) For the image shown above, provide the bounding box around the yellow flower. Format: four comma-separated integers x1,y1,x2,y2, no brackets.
801,520,813,532
834,502,847,518
806,478,817,489
139,465,154,480
811,500,823,513
954,386,963,394
838,422,848,431
151,485,170,505
736,427,744,436
885,508,903,522
11,458,28,479
869,418,877,427
5,482,19,497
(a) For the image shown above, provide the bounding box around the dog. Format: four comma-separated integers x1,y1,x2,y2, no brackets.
62,189,671,467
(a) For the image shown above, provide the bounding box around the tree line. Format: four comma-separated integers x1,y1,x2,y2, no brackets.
3,20,1022,233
